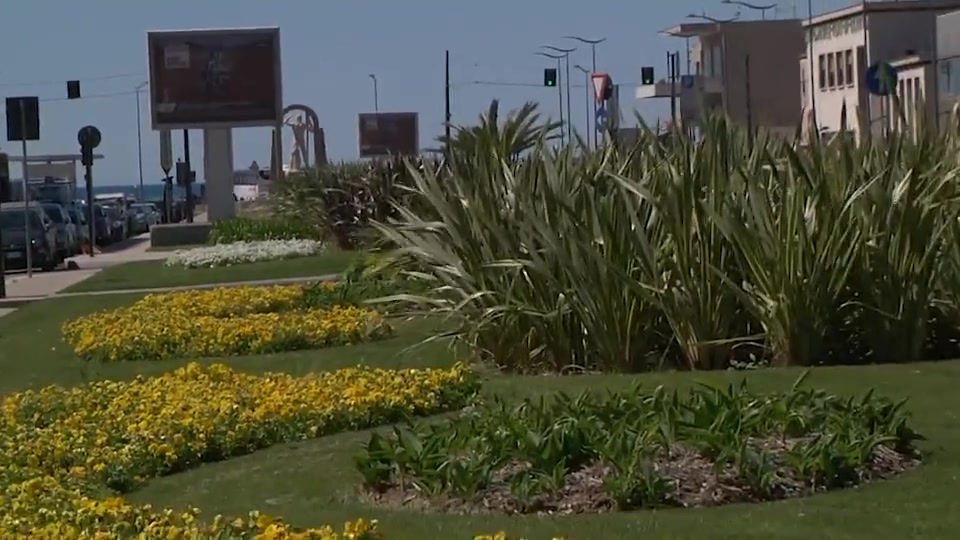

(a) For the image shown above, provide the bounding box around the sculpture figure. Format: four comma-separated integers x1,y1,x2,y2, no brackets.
284,113,313,171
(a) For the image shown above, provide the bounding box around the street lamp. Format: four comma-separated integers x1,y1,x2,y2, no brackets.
565,36,606,149
720,0,777,19
368,74,379,112
686,12,740,23
541,45,576,141
535,51,567,144
574,65,592,145
135,81,148,202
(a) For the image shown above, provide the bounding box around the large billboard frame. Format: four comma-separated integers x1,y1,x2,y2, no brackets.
147,27,283,130
358,112,420,158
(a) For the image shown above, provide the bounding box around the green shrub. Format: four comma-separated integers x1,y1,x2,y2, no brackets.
356,373,922,513
372,100,960,372
270,158,441,250
209,216,320,244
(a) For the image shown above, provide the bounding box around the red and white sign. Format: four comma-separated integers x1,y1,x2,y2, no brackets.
591,73,609,104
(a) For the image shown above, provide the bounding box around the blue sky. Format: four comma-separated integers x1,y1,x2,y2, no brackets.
1,0,852,185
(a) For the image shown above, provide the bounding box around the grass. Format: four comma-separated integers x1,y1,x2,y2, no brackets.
3,295,959,539
61,250,366,293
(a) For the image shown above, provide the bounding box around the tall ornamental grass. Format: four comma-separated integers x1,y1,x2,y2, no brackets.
373,101,960,373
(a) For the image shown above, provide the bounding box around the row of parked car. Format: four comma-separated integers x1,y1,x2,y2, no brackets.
0,199,160,272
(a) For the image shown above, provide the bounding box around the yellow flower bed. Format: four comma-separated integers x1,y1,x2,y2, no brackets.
0,362,478,539
61,285,390,362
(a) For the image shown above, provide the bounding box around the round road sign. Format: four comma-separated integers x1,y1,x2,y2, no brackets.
77,125,102,148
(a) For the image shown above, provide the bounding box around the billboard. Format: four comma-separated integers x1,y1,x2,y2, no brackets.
358,112,419,158
147,27,282,129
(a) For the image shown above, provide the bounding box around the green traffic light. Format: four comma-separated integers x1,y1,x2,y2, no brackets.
546,81,555,87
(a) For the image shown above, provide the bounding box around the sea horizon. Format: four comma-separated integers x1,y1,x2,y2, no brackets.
76,183,206,202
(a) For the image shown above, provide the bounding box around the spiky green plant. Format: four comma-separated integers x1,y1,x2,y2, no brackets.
371,101,960,373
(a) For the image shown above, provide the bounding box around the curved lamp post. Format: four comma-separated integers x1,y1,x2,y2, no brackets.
541,45,576,141
720,0,777,20
535,51,567,144
565,36,607,148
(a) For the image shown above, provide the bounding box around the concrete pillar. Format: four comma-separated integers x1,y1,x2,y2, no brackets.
202,128,236,222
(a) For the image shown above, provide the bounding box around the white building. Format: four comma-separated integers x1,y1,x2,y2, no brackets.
801,0,960,140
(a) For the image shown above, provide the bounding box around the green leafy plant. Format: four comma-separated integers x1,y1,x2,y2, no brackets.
355,373,922,514
369,102,960,373
209,216,320,244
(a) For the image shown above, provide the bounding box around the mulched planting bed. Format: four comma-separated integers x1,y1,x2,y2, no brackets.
356,374,923,515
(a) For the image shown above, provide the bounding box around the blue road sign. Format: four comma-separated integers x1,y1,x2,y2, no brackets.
596,105,608,126
681,75,694,89
865,62,898,96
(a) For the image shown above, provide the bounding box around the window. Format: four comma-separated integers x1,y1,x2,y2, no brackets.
845,50,854,86
818,54,826,89
827,53,836,87
836,53,844,86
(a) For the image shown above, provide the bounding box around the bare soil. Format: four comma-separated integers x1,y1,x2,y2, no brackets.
363,438,921,516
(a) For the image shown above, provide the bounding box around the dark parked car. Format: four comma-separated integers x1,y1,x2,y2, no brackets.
101,205,127,243
39,202,78,259
0,204,59,271
66,206,89,251
88,204,112,246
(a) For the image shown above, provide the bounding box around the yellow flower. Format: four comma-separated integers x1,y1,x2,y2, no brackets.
0,362,476,539
61,285,392,362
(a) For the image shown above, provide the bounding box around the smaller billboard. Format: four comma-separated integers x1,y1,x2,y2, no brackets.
358,112,419,158
147,27,283,130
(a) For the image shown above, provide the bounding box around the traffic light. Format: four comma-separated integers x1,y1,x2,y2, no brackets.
67,80,81,99
641,66,655,86
544,68,558,87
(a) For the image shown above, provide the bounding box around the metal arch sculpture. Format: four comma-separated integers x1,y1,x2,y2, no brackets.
271,104,328,181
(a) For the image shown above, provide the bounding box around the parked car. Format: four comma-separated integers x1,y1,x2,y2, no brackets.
89,204,112,246
39,202,78,259
0,203,59,271
66,206,89,251
101,204,127,243
129,203,158,234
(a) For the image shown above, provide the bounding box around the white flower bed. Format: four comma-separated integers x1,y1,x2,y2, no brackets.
165,239,324,268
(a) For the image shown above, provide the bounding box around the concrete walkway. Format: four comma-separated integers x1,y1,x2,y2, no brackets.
0,273,341,308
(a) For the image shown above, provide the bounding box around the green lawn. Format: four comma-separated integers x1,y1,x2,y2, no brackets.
62,250,365,293
3,296,959,539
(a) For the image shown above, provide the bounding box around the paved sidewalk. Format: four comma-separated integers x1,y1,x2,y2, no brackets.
1,232,167,305
0,273,340,306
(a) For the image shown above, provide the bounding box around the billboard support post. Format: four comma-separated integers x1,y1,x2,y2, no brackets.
203,128,235,222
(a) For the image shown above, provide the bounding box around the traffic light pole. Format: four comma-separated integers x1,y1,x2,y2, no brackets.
556,58,564,145
444,50,452,162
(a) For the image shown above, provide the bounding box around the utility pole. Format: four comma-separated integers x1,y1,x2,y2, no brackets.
182,129,193,223
668,51,678,127
745,54,754,141
445,50,452,161
135,81,148,202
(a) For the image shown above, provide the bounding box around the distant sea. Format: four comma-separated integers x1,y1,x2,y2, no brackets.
76,183,206,202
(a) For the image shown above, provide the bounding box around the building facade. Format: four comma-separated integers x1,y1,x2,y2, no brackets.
637,19,805,136
802,0,960,140
936,10,960,122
